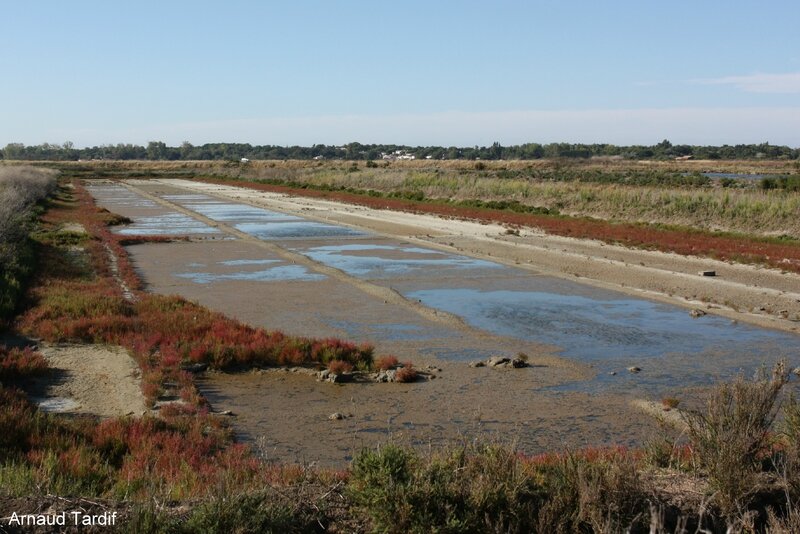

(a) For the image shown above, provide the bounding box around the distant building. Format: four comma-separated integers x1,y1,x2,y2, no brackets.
381,150,416,160
240,158,250,163
674,155,693,161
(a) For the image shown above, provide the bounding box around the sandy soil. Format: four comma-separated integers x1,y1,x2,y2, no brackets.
25,344,146,418
153,178,800,333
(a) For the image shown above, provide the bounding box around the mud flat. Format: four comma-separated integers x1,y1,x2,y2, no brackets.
85,180,800,466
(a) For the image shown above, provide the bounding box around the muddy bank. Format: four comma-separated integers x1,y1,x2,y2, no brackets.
200,366,655,467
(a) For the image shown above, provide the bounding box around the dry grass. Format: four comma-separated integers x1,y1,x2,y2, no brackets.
13,157,797,175
249,168,800,237
0,166,59,320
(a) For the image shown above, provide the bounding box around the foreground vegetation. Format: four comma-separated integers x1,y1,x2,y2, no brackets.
4,357,800,532
3,168,800,532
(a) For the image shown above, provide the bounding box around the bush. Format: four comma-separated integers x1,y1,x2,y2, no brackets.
375,355,399,371
349,445,542,533
682,362,788,520
394,364,418,383
327,359,353,375
181,493,321,534
776,393,800,504
349,445,649,533
535,450,646,532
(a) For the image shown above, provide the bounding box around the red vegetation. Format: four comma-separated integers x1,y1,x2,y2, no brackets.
661,397,681,410
394,363,418,383
327,359,354,375
375,355,399,371
0,345,48,381
199,177,800,274
523,445,641,468
0,387,296,499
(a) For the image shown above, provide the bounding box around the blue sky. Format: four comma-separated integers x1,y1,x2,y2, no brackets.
2,1,799,147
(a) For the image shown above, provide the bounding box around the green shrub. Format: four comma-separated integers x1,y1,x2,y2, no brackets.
683,362,788,520
349,445,543,533
536,452,646,533
181,493,320,534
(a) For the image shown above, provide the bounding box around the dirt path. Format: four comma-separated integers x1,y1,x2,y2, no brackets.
26,344,146,418
151,178,800,334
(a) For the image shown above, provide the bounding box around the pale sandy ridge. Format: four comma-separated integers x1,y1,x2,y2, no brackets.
33,344,146,418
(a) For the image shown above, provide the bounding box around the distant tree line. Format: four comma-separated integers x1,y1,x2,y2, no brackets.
1,139,798,161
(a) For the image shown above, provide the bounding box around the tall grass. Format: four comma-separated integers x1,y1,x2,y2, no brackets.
0,166,58,321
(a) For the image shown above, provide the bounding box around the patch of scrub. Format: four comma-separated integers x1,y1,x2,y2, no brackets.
405,288,800,372
296,243,502,278
175,264,326,284
700,172,766,180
